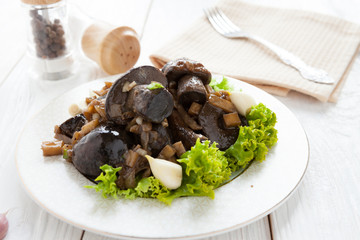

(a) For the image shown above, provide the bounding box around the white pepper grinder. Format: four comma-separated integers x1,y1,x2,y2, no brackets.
22,0,74,80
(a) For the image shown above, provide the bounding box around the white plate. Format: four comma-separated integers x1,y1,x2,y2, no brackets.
16,76,309,239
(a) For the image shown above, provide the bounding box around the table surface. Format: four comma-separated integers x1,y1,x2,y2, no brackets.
1,0,360,239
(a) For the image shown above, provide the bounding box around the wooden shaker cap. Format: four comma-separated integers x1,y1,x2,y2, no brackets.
81,23,141,75
21,0,62,5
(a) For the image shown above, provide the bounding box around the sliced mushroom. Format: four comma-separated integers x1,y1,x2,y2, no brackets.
162,58,212,85
198,102,239,150
105,66,169,125
54,114,86,144
126,84,174,123
177,75,207,108
147,124,172,156
72,124,133,180
168,109,207,150
175,103,202,131
58,114,86,138
116,155,150,190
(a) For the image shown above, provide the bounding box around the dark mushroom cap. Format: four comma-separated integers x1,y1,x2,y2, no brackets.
72,124,133,180
59,114,86,138
126,85,174,123
105,66,168,125
198,102,239,150
162,58,211,85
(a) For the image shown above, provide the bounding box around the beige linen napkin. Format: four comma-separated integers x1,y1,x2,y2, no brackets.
150,0,360,102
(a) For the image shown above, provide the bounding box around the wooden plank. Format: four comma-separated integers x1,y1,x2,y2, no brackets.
0,57,84,239
139,0,219,65
270,59,360,239
255,0,360,239
70,0,151,35
0,0,26,86
0,0,152,239
83,218,271,240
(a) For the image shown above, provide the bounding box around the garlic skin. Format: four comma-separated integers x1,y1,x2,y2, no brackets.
229,92,257,116
0,212,8,240
68,103,82,117
145,155,182,189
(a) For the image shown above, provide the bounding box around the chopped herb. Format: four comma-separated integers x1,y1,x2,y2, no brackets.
63,149,69,159
147,81,164,90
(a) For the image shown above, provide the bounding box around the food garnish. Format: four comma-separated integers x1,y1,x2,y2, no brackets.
147,81,165,90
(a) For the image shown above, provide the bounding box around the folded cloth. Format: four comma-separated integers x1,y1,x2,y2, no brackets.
150,0,360,102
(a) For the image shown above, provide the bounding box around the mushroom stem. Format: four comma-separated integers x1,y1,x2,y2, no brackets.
177,75,207,108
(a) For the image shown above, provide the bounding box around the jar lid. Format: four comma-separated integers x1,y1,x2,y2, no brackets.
21,0,62,5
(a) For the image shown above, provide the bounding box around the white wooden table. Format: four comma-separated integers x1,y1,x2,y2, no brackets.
1,0,359,239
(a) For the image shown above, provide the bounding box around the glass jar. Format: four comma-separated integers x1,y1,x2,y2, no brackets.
22,0,74,80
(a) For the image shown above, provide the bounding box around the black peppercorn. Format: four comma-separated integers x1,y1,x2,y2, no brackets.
30,9,66,59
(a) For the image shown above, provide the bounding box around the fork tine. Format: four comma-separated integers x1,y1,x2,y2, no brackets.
210,8,236,34
204,8,227,35
214,8,241,32
205,7,242,37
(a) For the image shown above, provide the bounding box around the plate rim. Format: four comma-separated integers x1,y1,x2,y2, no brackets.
15,76,310,239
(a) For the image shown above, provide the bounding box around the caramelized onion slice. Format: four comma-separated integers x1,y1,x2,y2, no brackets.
41,140,64,156
208,94,237,113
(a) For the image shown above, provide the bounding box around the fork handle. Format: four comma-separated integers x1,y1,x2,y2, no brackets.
249,34,334,84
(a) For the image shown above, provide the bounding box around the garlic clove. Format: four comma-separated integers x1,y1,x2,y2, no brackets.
230,92,257,116
0,212,8,240
145,155,182,190
68,103,82,117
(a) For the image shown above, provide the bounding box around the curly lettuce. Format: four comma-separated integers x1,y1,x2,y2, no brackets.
226,103,278,172
209,77,234,91
85,165,171,201
85,164,121,199
85,140,232,205
157,140,232,204
85,103,278,205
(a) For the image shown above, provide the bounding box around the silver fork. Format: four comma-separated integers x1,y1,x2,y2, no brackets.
204,7,334,85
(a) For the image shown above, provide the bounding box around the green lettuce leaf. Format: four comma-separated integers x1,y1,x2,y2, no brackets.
85,165,171,201
85,103,278,205
226,103,278,171
157,139,231,204
247,103,277,127
85,140,232,205
132,177,171,199
209,77,234,91
179,139,231,188
84,164,121,199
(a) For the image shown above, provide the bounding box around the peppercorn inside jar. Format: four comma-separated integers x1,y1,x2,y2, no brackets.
22,0,74,80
